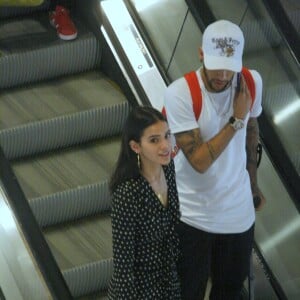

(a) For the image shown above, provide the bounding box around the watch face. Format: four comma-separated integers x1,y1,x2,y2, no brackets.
234,120,244,130
229,117,244,130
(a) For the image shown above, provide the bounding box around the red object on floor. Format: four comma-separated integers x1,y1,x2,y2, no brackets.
49,5,77,41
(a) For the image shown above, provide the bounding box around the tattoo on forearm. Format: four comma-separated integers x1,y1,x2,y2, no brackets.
206,142,216,161
175,129,203,159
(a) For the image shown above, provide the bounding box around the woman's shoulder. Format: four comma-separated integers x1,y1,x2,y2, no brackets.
115,177,140,190
112,177,141,201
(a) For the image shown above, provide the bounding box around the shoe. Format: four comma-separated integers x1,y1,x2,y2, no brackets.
49,5,77,41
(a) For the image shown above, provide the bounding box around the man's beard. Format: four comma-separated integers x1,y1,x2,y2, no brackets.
203,66,233,93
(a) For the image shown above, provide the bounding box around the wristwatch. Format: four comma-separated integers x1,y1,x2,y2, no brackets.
229,116,244,130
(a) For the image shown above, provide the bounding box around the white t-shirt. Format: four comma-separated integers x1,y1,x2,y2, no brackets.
164,68,263,233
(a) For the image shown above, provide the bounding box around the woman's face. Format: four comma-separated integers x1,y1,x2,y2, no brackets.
131,120,172,168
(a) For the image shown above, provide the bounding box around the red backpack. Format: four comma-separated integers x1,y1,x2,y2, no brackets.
162,67,256,157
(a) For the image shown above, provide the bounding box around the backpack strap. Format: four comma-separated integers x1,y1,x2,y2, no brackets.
185,68,256,117
161,70,202,120
184,71,202,120
164,68,254,120
241,67,256,110
162,71,202,158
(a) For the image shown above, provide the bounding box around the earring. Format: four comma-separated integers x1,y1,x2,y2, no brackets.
137,153,141,169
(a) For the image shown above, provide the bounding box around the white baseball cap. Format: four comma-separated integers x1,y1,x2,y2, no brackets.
202,20,244,72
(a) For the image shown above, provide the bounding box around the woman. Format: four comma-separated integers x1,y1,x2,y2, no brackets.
108,106,181,299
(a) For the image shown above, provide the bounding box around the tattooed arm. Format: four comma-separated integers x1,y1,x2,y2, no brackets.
174,123,237,173
173,73,255,173
246,118,266,210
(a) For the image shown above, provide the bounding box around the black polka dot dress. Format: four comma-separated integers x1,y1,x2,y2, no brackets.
108,160,181,300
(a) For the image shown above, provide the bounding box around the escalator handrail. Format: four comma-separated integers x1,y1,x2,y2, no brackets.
262,0,300,68
0,147,72,300
248,0,300,206
253,242,288,300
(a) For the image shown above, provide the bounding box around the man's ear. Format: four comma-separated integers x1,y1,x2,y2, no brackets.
129,140,140,153
198,47,204,62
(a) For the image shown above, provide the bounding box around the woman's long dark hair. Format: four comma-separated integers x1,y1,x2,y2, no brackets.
109,105,167,192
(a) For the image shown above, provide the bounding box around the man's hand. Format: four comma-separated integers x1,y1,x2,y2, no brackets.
252,187,266,211
233,74,251,119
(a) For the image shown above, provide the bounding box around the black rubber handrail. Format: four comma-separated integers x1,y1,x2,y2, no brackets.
0,147,72,300
262,0,300,67
247,0,300,206
253,243,288,300
184,0,211,31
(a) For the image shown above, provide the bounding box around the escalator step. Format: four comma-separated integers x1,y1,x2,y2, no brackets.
11,137,121,226
0,71,130,159
0,11,101,89
43,213,112,298
63,259,112,299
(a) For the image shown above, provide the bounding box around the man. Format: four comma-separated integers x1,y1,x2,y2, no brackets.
164,20,266,299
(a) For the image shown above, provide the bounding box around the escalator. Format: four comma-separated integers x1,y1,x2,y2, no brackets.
0,0,299,299
0,1,134,299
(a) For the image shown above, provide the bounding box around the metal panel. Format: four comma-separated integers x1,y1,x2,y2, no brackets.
0,183,51,300
100,0,167,110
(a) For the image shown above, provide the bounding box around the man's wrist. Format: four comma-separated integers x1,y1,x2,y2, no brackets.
229,116,244,130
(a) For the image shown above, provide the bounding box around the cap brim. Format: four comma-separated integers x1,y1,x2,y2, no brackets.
204,55,242,72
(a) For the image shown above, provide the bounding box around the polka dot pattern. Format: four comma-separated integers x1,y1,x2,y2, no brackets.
108,160,181,299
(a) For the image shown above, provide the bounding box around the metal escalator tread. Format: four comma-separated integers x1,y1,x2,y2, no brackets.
0,5,132,298
44,213,112,270
0,71,127,127
0,3,133,298
0,1,50,18
0,70,130,159
43,213,113,298
0,11,101,89
76,290,108,300
11,137,121,227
